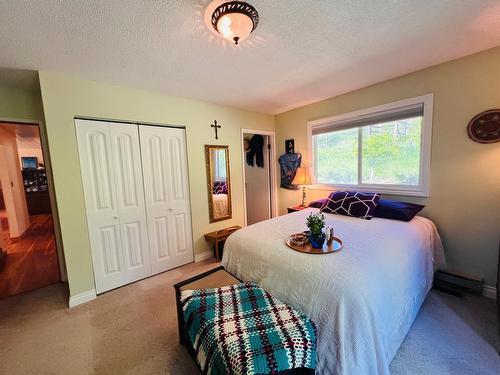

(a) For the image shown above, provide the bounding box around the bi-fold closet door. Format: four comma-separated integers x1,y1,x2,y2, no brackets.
76,119,193,294
139,126,194,275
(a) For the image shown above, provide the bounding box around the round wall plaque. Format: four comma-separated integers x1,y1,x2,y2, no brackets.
467,109,500,143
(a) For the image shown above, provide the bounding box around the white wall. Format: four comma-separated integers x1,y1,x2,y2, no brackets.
244,134,271,225
0,126,30,238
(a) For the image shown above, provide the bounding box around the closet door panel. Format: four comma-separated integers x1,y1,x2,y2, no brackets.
109,124,152,282
165,129,193,264
153,215,171,259
98,225,121,275
140,126,193,274
76,120,125,294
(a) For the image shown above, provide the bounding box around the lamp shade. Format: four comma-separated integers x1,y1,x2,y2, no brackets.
292,167,312,186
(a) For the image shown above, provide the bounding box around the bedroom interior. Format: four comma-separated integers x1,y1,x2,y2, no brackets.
0,1,499,374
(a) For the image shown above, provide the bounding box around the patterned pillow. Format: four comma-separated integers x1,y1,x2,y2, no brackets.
320,191,381,220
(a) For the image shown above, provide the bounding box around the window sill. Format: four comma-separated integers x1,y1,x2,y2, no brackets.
308,183,429,197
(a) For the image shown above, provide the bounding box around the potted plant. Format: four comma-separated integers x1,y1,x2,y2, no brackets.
305,212,326,248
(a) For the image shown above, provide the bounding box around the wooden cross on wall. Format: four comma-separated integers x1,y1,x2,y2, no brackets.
211,120,221,140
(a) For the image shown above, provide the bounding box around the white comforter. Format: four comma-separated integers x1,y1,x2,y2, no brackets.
222,208,445,375
212,193,228,219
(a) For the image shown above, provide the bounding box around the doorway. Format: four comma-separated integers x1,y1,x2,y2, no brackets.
241,129,277,226
0,122,60,298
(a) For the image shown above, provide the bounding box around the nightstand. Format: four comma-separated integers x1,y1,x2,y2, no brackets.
204,225,241,261
287,205,308,214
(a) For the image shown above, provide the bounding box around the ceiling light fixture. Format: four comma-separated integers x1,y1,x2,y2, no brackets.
211,1,259,45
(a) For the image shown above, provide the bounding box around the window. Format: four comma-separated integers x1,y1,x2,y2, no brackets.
308,94,433,196
214,149,227,181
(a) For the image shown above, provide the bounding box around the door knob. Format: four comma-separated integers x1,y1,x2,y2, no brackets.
113,216,119,219
168,208,173,211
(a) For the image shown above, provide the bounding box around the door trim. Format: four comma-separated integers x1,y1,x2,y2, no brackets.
0,117,67,282
74,115,186,130
240,129,278,227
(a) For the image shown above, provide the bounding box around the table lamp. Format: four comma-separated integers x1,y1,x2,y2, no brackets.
292,167,312,207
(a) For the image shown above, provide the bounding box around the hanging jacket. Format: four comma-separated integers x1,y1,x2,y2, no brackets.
246,135,265,168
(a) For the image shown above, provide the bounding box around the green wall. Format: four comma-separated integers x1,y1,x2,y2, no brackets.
38,71,274,297
0,86,44,121
275,47,500,286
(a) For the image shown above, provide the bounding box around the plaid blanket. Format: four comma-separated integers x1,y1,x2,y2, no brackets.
181,282,317,375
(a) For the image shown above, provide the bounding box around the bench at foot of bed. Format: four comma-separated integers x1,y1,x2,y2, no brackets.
174,266,317,375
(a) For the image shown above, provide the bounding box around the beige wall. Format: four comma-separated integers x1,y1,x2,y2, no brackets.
0,126,30,237
275,47,500,286
38,71,274,297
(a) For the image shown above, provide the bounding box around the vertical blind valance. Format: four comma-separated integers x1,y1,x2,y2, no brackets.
311,103,424,135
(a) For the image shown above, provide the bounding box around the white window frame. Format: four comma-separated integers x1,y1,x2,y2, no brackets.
307,94,433,197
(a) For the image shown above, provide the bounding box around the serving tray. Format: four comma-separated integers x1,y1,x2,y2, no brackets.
286,234,343,254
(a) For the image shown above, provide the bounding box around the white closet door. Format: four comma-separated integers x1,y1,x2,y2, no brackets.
76,120,151,294
109,124,152,283
139,126,193,274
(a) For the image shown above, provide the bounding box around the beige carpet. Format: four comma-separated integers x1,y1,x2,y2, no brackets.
0,259,498,374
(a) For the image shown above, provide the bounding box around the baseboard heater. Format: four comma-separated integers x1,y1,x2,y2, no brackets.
433,270,483,297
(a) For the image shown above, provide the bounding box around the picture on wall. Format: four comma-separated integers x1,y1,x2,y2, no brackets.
285,139,295,154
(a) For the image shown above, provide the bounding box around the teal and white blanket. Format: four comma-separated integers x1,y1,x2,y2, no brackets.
181,282,317,375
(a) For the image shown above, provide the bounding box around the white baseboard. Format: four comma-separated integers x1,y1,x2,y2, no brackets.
69,289,97,308
194,250,214,263
482,285,497,300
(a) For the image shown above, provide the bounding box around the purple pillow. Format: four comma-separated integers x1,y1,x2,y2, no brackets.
213,181,227,195
320,191,381,220
373,199,424,221
308,198,328,209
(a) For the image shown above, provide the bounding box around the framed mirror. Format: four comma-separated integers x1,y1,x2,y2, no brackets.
205,145,232,223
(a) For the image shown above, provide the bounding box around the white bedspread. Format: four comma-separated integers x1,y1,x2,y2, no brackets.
212,193,228,219
222,208,445,375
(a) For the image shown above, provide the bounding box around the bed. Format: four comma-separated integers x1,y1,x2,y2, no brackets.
212,193,228,219
222,208,445,375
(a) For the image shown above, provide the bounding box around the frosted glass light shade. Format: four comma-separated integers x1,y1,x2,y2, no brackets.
217,12,254,44
211,1,259,45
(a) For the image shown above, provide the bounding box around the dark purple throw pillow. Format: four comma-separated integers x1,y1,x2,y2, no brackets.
373,199,424,221
213,181,227,195
308,198,328,209
320,191,381,220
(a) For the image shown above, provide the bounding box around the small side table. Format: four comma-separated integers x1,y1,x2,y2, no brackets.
287,205,308,214
204,225,241,261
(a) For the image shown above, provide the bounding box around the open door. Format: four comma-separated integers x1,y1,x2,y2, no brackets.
0,122,61,298
242,130,277,226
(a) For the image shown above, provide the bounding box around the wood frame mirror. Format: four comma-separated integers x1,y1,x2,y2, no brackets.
205,145,232,223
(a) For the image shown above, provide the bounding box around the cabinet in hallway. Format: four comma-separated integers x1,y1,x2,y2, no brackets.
75,119,193,294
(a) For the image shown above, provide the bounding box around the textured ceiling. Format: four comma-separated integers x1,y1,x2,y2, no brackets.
0,0,499,114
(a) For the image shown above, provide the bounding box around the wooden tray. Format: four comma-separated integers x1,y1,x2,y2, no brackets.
286,235,343,254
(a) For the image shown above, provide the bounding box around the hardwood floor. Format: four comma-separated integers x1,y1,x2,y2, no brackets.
0,213,60,298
